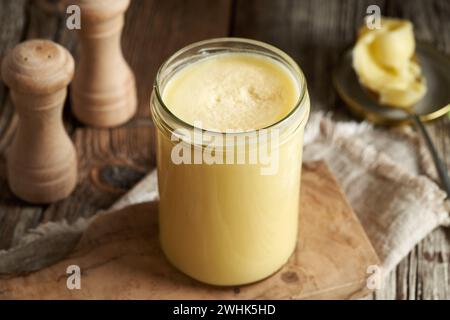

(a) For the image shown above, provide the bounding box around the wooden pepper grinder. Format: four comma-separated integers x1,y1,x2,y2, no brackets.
1,39,77,204
70,0,137,127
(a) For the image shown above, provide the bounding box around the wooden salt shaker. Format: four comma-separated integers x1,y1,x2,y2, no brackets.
70,0,137,127
1,39,77,204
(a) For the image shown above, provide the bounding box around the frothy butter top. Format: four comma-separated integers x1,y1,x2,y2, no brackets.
162,53,300,132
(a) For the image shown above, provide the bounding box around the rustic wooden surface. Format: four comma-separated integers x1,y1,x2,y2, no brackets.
0,161,379,300
0,0,449,299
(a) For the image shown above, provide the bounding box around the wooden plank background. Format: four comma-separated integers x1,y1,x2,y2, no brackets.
0,0,449,299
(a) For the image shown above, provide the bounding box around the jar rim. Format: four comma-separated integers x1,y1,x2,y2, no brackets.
152,37,309,136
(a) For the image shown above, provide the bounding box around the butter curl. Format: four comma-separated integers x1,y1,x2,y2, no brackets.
353,18,427,108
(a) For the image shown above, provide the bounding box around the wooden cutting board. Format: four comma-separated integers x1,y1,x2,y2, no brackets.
0,161,379,299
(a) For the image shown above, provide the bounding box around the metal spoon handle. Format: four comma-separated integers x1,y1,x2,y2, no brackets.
412,114,450,198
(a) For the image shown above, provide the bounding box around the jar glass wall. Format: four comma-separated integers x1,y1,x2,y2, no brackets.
151,38,310,286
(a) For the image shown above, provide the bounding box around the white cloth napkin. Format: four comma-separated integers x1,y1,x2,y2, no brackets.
303,113,449,272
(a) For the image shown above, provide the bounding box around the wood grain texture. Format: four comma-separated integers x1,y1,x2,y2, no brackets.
2,39,77,204
0,0,231,248
383,0,450,300
0,161,379,300
0,0,42,251
0,0,27,152
232,0,386,114
231,0,450,300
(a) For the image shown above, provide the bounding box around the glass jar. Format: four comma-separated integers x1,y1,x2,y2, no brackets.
151,38,310,286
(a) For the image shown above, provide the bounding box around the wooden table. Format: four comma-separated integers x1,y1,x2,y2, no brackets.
0,0,449,299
